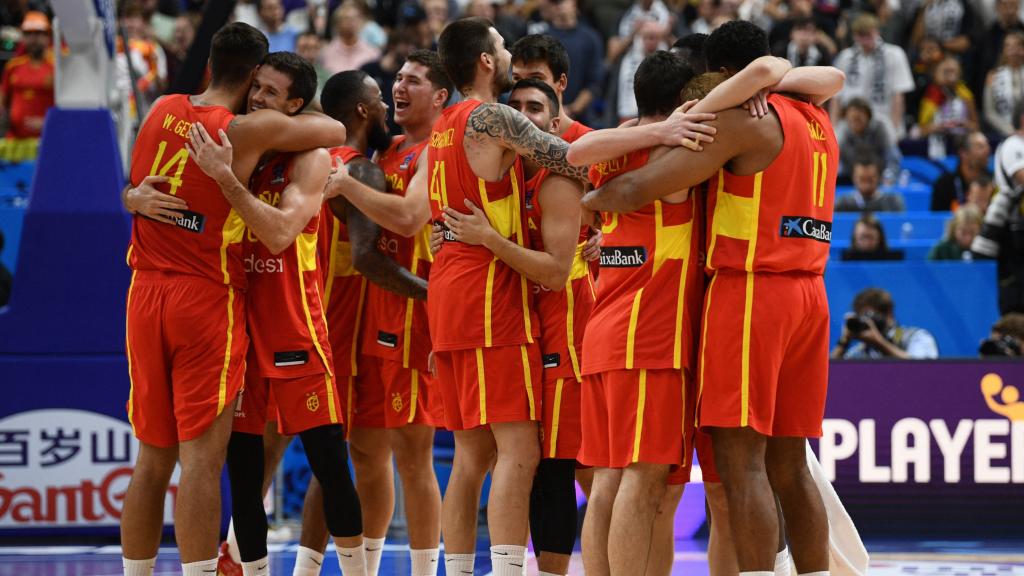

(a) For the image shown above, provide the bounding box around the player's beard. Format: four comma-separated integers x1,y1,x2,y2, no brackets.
493,65,513,96
368,121,391,154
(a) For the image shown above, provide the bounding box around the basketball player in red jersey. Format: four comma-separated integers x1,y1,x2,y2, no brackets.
584,21,843,576
438,78,589,576
511,35,592,144
120,23,346,576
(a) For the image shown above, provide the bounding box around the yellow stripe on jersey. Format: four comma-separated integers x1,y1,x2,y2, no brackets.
632,369,648,463
705,171,725,268
738,173,764,426
323,217,341,305
653,199,693,369
484,260,496,347
520,344,537,420
408,369,420,423
333,240,360,277
323,372,338,424
479,179,518,239
476,348,488,425
697,273,719,411
220,209,246,285
403,228,430,368
625,289,644,370
345,376,354,437
350,278,367,376
564,275,582,381
296,238,335,378
680,370,688,466
125,244,133,267
125,270,138,434
509,169,535,345
217,287,237,414
549,378,565,458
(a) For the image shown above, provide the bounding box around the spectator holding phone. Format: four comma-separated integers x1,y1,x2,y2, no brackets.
832,288,940,359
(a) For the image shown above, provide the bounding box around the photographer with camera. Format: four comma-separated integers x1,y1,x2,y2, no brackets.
832,288,940,359
979,313,1024,357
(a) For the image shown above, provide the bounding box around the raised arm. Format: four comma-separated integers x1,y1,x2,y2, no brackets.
467,103,590,182
227,109,347,184
689,56,793,113
187,124,329,254
338,158,429,300
443,174,582,290
767,66,846,107
328,150,432,237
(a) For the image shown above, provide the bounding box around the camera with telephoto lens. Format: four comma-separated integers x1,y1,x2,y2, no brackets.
979,335,1021,357
846,312,884,335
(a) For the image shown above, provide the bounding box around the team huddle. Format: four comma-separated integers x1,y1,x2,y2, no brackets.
118,13,863,576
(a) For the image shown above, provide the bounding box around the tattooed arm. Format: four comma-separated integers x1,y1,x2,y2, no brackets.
467,102,590,182
333,158,428,300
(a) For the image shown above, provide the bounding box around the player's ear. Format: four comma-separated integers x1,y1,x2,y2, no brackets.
557,73,568,92
357,101,369,119
550,116,561,134
434,88,449,108
285,97,303,116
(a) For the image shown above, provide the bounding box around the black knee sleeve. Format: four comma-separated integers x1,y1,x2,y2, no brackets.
226,432,268,562
529,458,578,555
299,424,363,538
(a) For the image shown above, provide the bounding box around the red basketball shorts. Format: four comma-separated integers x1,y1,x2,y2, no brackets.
433,343,542,431
126,271,247,448
234,364,343,436
541,375,582,460
352,355,444,429
579,368,693,469
698,270,829,437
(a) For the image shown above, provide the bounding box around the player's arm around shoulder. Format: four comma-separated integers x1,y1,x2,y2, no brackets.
467,102,590,182
227,109,346,183
328,150,430,237
582,108,753,213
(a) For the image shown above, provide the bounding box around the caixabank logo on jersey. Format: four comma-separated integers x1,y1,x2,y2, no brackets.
779,216,831,243
600,246,647,267
0,409,180,527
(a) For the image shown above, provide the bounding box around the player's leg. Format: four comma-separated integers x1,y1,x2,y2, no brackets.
390,424,442,574
120,442,178,568
295,474,331,573
645,483,684,576
608,462,669,575
704,482,739,576
488,420,541,571
710,426,777,572
176,403,236,563
581,466,622,576
530,458,577,575
766,438,827,574
348,426,394,576
441,426,496,575
576,467,594,499
225,431,269,567
261,420,293,494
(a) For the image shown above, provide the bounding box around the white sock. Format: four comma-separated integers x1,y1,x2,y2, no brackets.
122,557,155,576
490,545,527,576
242,556,271,576
444,552,475,575
182,559,218,576
293,546,325,576
775,548,792,576
740,571,776,576
227,519,242,563
409,548,439,576
363,537,386,576
539,571,565,576
797,572,829,576
336,544,368,576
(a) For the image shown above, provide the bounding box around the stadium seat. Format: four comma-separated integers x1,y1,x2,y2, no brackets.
900,156,946,184
832,211,950,244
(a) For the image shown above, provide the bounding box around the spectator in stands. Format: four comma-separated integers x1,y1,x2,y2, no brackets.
773,16,834,66
256,0,299,53
616,21,668,122
606,0,673,64
966,174,995,214
979,312,1024,357
165,11,199,90
0,230,10,308
832,14,915,140
928,204,983,259
983,31,1024,138
295,31,331,95
689,0,720,35
119,2,168,104
832,288,940,359
353,0,388,49
837,98,901,184
542,0,605,123
982,0,1024,77
0,11,53,139
972,101,1024,314
837,155,906,212
910,0,977,58
320,0,382,73
931,130,992,211
908,36,946,120
466,0,527,45
424,0,452,44
842,212,903,260
918,56,979,151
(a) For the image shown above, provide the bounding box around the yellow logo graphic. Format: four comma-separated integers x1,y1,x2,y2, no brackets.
981,373,1023,421
306,393,320,412
392,393,404,413
807,121,826,141
592,154,630,177
430,128,455,149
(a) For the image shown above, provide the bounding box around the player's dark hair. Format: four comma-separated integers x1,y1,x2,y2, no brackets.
671,33,708,73
210,22,269,88
406,49,455,95
511,78,560,116
853,286,894,316
438,17,497,93
321,70,373,126
705,20,769,73
634,51,694,118
261,51,317,112
511,34,570,80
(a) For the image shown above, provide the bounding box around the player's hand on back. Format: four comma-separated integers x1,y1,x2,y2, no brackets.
583,228,603,262
429,222,444,256
125,175,189,225
442,200,498,247
185,122,234,185
660,99,717,151
324,157,350,200
742,89,770,118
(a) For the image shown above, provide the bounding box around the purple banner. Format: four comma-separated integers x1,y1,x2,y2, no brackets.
815,361,1024,537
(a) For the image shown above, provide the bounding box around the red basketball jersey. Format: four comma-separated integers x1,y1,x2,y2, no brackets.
245,153,333,379
361,136,433,370
426,100,537,351
705,94,838,275
583,148,705,373
561,120,593,144
128,94,245,288
319,146,368,377
525,168,594,381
